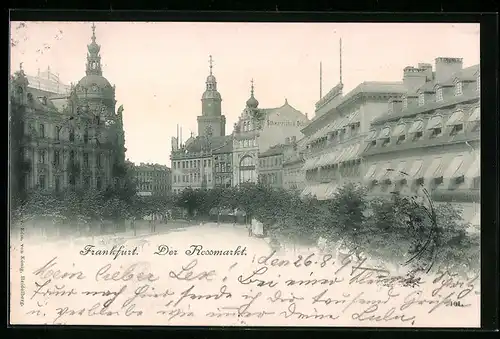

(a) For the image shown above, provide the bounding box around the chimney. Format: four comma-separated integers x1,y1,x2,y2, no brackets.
403,66,428,91
418,63,433,81
435,57,463,84
291,136,297,143
285,137,290,145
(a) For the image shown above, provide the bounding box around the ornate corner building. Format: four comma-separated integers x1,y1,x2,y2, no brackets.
9,23,127,196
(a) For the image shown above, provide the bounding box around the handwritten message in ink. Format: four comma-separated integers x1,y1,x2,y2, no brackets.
9,236,480,327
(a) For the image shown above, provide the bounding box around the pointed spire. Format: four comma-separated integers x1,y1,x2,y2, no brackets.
86,23,102,76
91,22,96,43
209,55,213,75
250,78,254,96
339,38,343,85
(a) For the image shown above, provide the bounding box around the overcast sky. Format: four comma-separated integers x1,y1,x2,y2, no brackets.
10,22,480,166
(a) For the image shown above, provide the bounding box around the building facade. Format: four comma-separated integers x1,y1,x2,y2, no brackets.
170,57,231,194
133,163,171,196
283,137,306,191
213,138,233,188
232,81,309,186
300,79,407,200
362,58,480,230
10,24,126,196
258,143,292,189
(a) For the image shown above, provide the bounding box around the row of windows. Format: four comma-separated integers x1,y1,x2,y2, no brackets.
236,138,257,148
172,159,211,169
138,184,170,191
173,173,212,184
413,77,479,108
136,171,169,178
259,156,283,168
215,163,232,172
35,174,103,191
259,172,282,185
27,122,99,144
306,162,361,181
240,120,254,132
367,107,480,149
34,149,103,168
308,122,361,150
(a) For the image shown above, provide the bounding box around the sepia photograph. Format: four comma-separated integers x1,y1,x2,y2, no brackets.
9,20,481,327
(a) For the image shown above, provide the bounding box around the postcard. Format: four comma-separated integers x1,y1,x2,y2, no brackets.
9,21,481,327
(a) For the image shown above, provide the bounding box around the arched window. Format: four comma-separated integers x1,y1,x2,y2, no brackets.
69,129,75,142
239,156,256,184
39,124,45,138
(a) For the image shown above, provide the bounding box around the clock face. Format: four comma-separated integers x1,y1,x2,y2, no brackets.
92,85,98,91
207,103,212,108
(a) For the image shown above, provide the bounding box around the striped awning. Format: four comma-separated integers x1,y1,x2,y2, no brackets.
424,157,445,184
333,148,348,164
466,152,480,188
315,183,331,200
363,163,378,183
443,155,467,188
324,183,339,199
468,106,480,122
346,110,360,125
390,161,408,181
366,129,378,141
427,115,443,130
321,150,338,167
315,153,330,168
375,162,393,181
303,157,319,171
408,159,424,179
446,110,465,126
392,123,406,137
378,126,391,139
443,155,465,180
300,186,313,198
334,116,349,131
408,120,424,134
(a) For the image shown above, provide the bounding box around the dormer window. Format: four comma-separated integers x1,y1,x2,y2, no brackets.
418,93,425,106
455,81,463,96
436,88,443,102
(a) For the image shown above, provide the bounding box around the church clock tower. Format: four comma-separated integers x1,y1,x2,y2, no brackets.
197,55,226,137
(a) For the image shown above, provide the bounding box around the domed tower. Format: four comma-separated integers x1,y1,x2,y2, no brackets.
197,55,226,137
246,78,259,110
75,23,116,119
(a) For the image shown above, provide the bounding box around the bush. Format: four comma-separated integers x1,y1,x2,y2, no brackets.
170,183,478,274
